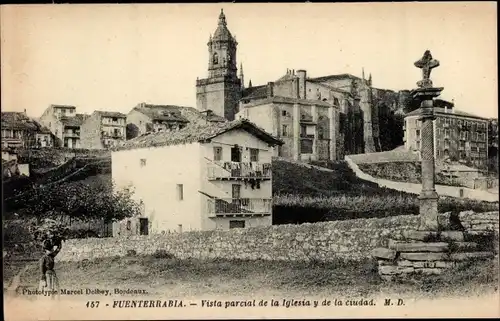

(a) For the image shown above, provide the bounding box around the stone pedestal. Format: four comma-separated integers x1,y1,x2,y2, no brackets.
372,229,496,280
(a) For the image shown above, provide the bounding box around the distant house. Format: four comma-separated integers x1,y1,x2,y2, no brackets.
111,110,282,236
39,104,89,148
404,107,489,169
80,111,127,149
1,111,54,148
125,103,195,140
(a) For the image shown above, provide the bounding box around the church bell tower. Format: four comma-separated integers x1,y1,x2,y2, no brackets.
196,9,242,120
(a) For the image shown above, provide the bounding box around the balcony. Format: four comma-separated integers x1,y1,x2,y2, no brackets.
1,137,23,148
207,161,272,180
207,198,272,217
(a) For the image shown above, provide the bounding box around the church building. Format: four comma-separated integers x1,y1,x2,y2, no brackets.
196,9,383,160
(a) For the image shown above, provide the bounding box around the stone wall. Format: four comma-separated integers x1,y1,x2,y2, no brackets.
57,215,420,262
56,211,499,263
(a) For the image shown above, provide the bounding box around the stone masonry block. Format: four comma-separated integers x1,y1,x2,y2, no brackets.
397,260,414,267
400,252,448,261
450,252,494,261
394,242,449,253
372,247,397,260
439,231,465,242
435,261,455,268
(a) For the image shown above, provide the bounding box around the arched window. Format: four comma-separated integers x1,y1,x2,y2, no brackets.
213,53,219,64
126,220,131,230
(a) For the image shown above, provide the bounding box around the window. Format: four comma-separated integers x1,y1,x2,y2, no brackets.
140,158,147,167
282,125,288,137
177,184,184,201
458,120,463,126
250,148,259,162
415,129,420,137
229,220,245,229
282,110,287,116
444,129,450,138
112,117,117,122
213,53,218,64
436,129,441,136
126,220,131,231
213,146,223,161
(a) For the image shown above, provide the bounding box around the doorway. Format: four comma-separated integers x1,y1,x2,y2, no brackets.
139,218,149,235
231,145,241,162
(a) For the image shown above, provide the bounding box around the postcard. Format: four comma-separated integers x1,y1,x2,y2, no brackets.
2,2,499,320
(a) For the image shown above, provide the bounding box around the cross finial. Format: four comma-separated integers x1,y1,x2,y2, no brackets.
414,50,440,88
218,9,226,26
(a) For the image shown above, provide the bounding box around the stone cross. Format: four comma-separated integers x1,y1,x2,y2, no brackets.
414,50,440,88
411,50,443,231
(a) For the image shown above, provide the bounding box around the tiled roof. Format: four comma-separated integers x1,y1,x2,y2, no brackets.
405,107,488,120
60,113,89,127
95,111,127,118
114,118,283,151
133,104,192,123
50,104,76,109
1,112,39,131
241,85,267,100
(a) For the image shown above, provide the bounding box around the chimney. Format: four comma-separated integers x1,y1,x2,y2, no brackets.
23,109,27,115
267,82,274,98
297,69,307,99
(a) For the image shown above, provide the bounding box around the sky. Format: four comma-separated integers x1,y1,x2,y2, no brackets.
1,2,498,119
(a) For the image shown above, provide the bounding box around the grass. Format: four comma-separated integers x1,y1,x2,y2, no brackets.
12,255,499,299
272,159,498,222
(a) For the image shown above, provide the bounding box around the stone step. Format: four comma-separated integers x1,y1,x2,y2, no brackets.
392,242,449,252
399,252,449,261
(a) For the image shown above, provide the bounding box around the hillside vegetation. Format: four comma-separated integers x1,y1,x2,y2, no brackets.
272,159,498,224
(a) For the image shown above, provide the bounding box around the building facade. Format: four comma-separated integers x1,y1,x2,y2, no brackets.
112,116,282,235
195,10,384,161
404,107,489,168
80,111,127,149
1,111,54,148
126,103,191,140
39,104,89,148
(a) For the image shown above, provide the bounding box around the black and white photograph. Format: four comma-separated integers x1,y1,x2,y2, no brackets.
2,2,499,320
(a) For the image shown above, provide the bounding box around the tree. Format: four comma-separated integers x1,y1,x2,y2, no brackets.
4,178,141,224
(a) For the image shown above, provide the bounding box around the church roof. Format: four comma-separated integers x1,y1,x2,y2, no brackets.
241,85,268,100
114,118,283,151
211,9,236,43
310,73,361,82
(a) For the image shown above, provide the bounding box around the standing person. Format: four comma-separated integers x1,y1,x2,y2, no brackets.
39,231,62,292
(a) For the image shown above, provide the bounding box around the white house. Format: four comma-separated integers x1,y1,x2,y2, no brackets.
111,116,283,235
